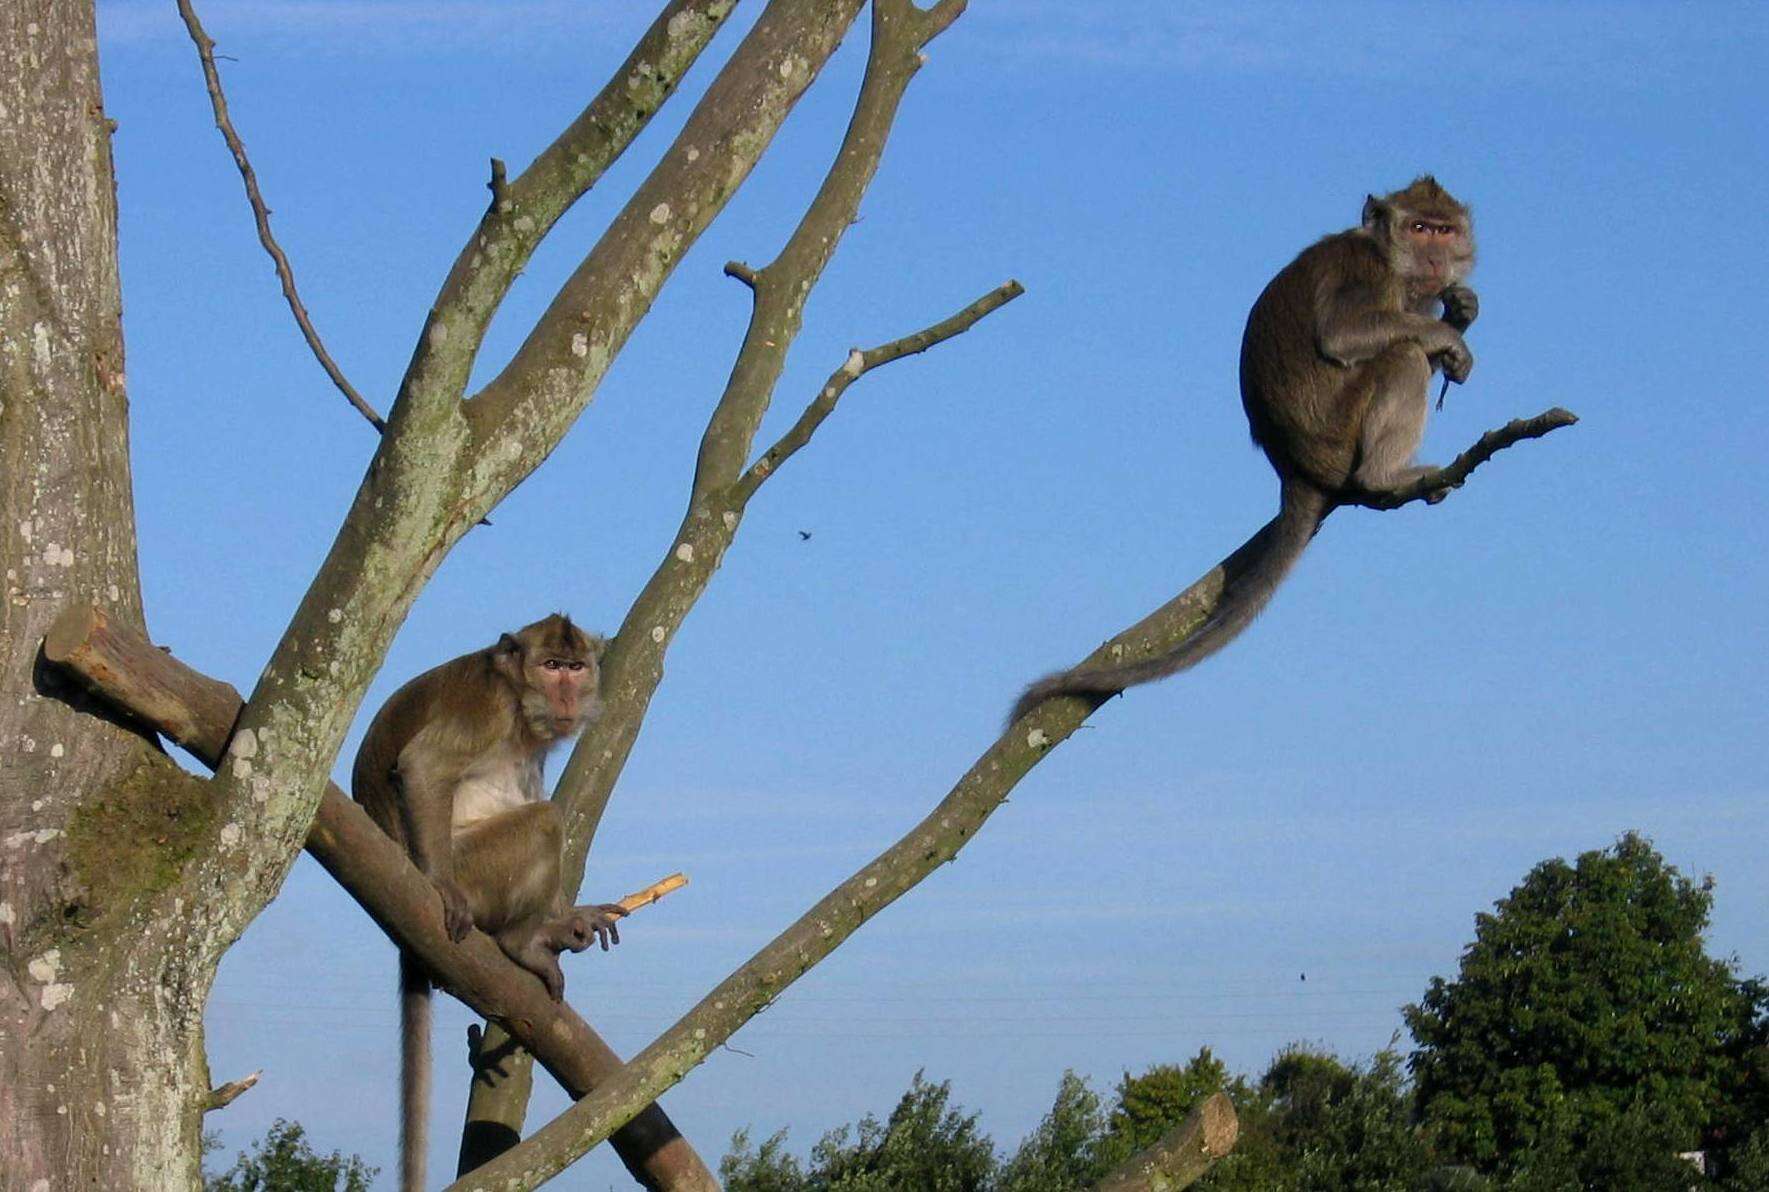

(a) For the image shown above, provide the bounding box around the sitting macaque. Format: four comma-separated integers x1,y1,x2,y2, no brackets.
351,613,625,1192
1013,177,1477,722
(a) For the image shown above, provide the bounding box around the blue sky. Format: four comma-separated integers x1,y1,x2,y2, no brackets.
93,1,1767,1184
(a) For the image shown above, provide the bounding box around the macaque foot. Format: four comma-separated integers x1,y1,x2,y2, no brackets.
1342,465,1463,508
543,904,627,955
492,905,625,1001
1413,466,1464,504
494,930,569,999
1352,463,1435,496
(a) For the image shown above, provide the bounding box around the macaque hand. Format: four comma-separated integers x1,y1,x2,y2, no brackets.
1430,327,1474,385
433,876,475,943
1439,282,1478,333
549,904,627,954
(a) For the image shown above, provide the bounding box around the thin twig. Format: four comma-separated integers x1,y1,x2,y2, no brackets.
175,0,385,432
732,279,1024,501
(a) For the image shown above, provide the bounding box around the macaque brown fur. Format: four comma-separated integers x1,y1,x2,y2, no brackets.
352,614,625,1192
1013,177,1477,723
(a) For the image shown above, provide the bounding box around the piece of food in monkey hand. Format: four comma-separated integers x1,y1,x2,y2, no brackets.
614,872,689,915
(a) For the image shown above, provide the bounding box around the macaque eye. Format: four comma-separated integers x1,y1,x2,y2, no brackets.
567,661,585,672
542,659,563,671
1411,221,1429,234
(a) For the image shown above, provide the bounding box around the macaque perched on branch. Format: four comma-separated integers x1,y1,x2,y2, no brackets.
1014,176,1478,721
352,613,626,1192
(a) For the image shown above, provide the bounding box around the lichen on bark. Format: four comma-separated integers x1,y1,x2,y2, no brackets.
63,750,214,930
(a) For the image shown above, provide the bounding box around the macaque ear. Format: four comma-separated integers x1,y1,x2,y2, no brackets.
588,634,609,661
492,633,525,678
1360,194,1384,230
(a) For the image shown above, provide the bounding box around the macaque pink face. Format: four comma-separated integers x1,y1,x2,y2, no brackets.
499,616,602,742
530,654,590,737
1402,217,1471,287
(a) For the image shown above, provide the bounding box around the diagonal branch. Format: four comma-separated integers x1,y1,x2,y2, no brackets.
175,0,385,432
446,401,1577,1189
446,642,1058,1189
40,606,717,1191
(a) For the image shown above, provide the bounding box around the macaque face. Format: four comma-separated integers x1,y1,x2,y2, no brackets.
498,614,602,742
1400,215,1472,288
528,652,592,738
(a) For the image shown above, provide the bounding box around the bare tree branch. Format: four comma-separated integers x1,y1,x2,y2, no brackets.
40,605,717,1190
732,279,1024,503
445,6,991,1187
397,0,742,427
203,1070,261,1114
1092,1092,1238,1192
174,0,385,432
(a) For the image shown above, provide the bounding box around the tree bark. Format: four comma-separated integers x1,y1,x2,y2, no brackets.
0,3,222,1186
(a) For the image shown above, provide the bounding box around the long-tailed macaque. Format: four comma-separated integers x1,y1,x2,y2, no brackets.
352,613,626,1192
1013,176,1476,723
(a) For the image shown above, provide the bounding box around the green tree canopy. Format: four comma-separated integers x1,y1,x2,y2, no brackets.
722,1071,995,1192
1405,832,1769,1182
203,1120,375,1192
996,1071,1106,1192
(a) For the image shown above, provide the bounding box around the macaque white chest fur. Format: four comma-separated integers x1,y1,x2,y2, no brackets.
449,743,544,835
